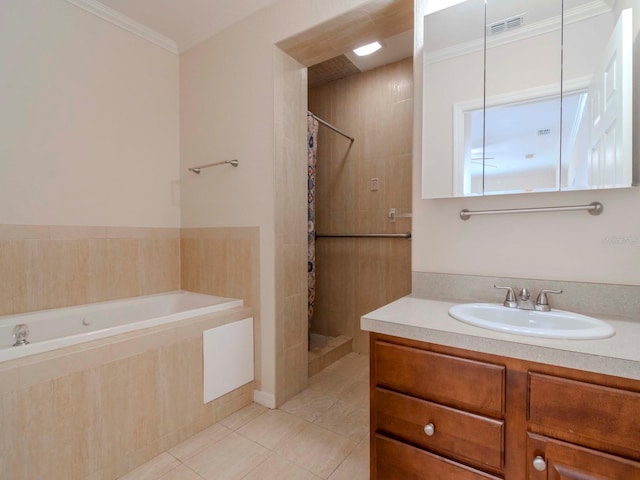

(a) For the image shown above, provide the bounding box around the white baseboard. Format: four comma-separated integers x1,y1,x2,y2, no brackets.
253,389,276,409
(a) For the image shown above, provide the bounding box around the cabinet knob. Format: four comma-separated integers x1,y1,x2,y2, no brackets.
533,456,547,472
423,423,435,436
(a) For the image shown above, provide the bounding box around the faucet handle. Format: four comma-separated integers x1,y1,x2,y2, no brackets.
535,289,563,311
494,285,517,308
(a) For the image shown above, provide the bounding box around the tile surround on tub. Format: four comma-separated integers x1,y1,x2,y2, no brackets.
0,224,181,316
412,271,640,319
0,306,254,480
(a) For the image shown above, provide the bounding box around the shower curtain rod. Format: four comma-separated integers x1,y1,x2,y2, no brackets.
309,112,355,143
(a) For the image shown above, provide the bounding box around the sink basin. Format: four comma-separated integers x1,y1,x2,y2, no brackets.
448,303,615,340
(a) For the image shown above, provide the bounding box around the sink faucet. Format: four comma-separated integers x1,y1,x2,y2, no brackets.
517,288,534,310
495,285,563,311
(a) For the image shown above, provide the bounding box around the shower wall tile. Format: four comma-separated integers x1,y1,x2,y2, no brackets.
309,57,413,354
386,153,413,209
391,99,413,155
0,225,181,315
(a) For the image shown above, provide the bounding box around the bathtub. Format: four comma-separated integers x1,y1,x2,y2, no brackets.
0,292,255,479
0,290,243,362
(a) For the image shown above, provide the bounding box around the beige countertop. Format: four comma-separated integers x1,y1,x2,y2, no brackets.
361,295,640,380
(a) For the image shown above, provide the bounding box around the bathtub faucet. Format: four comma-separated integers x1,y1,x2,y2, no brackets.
12,324,30,346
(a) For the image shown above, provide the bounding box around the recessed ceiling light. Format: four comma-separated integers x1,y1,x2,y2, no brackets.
353,41,382,56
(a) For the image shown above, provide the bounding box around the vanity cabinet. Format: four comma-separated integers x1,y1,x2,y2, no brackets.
370,333,640,479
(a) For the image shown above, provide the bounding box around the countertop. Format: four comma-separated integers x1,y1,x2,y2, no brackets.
361,295,640,380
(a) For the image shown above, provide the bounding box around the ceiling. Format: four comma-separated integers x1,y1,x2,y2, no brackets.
81,0,414,85
96,0,282,52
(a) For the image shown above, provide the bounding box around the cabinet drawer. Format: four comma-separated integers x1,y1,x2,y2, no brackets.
527,433,640,479
375,434,502,480
528,373,640,457
375,387,504,473
375,340,505,414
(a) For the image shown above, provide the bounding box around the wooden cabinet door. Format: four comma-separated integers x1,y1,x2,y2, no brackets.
527,433,640,479
528,372,640,459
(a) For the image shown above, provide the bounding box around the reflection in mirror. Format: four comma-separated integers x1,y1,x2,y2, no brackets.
562,1,634,191
422,0,486,199
421,0,636,199
462,95,576,196
482,0,562,196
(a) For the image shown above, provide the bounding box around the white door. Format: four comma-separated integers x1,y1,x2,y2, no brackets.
587,8,633,188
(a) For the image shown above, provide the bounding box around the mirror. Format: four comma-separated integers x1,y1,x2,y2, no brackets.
422,0,636,199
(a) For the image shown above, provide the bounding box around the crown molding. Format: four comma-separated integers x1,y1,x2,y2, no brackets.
424,0,612,65
65,0,178,55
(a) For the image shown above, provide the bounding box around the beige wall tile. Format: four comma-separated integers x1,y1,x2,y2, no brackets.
284,293,305,350
1,225,181,315
88,238,140,303
26,239,90,311
391,99,413,156
281,344,308,402
283,245,304,297
308,57,413,354
139,237,180,295
226,239,252,302
0,240,27,315
199,237,228,295
180,237,201,292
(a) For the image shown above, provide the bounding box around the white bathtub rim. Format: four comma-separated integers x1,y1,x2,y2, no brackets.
0,291,243,363
0,290,238,323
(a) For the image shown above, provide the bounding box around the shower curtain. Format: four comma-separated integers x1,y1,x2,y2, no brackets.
307,112,318,331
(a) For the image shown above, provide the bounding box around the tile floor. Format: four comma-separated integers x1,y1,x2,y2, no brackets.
119,353,370,480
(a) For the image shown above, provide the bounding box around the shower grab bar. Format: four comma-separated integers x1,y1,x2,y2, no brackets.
459,201,603,220
309,113,354,143
188,159,239,174
316,232,411,239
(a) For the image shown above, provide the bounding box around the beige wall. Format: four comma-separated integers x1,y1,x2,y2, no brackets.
414,0,640,286
309,58,413,354
0,0,180,227
179,0,376,404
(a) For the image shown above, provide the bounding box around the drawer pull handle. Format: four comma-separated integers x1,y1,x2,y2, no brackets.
533,456,547,472
423,423,435,436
